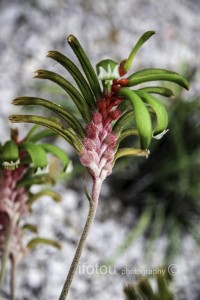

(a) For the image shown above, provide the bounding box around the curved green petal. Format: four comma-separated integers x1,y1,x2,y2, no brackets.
47,51,96,109
9,115,83,152
127,73,189,90
122,31,155,73
137,86,174,98
13,97,85,138
136,91,169,138
112,110,134,134
27,238,61,250
115,148,149,162
118,88,152,149
34,70,91,122
39,143,70,172
67,35,102,100
27,189,61,207
21,142,48,170
2,141,20,170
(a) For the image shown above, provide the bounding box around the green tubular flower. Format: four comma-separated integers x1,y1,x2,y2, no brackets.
1,140,20,170
0,127,71,177
10,31,189,176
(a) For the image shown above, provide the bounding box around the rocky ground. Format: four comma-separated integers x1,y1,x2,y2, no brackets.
0,0,200,299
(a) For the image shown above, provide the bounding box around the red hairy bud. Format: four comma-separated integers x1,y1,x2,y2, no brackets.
119,61,127,76
109,109,121,121
85,123,98,139
93,111,102,125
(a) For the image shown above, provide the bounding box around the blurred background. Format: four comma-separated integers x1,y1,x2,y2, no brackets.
0,0,200,299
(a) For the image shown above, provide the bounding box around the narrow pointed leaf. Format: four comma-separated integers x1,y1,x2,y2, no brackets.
138,278,155,299
21,142,48,169
127,73,189,90
67,35,102,100
13,97,85,138
122,31,155,72
27,189,61,207
118,88,152,149
39,143,69,172
47,51,96,109
137,86,174,97
137,91,169,138
9,115,83,152
34,70,91,122
124,284,140,300
27,238,61,250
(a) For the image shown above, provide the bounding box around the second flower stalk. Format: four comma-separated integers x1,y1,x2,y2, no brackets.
9,31,189,299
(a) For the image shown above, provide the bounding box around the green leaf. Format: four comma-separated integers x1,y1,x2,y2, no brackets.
106,209,152,266
21,142,48,170
27,238,61,250
122,31,155,73
67,35,102,100
118,88,152,149
9,115,83,152
34,70,91,122
138,278,155,299
124,284,141,300
39,143,69,172
47,51,96,109
13,97,85,138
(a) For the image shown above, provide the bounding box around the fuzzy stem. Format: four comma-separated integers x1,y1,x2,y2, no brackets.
10,257,16,300
0,223,11,299
0,251,8,299
58,178,102,300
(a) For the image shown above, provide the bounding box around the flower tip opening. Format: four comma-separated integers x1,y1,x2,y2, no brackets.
67,34,76,43
153,129,169,140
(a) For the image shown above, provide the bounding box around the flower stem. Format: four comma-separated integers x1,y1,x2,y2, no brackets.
0,251,8,299
58,178,102,300
0,224,11,300
10,257,16,300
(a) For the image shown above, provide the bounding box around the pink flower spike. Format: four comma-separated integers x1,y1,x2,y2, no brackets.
105,132,118,148
93,111,102,125
83,138,97,151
